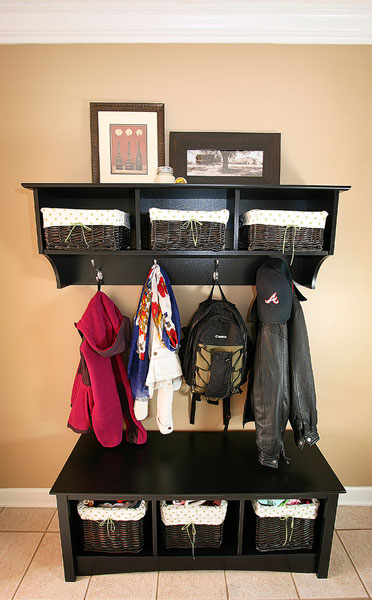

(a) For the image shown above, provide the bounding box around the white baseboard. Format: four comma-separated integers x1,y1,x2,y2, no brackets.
0,487,371,508
338,487,372,506
0,488,56,508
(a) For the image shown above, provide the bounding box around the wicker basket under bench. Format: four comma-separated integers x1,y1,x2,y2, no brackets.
239,209,328,252
160,500,228,549
41,208,131,250
252,499,319,552
77,500,147,553
149,208,229,251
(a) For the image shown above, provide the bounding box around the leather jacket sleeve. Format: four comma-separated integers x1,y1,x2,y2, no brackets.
248,322,291,468
288,292,319,449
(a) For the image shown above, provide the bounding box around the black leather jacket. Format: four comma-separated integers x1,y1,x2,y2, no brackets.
243,290,319,468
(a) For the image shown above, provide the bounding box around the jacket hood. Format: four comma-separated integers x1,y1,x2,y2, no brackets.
76,291,131,357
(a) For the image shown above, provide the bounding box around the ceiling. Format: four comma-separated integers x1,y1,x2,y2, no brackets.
0,0,372,44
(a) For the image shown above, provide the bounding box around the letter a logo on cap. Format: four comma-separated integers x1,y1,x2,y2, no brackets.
256,258,293,322
265,292,279,305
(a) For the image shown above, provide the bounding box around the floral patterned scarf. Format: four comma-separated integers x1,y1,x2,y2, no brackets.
135,264,179,360
128,264,181,403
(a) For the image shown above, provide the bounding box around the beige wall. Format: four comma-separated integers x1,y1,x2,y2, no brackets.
0,44,371,487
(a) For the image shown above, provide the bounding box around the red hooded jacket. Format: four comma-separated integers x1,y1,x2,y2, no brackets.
68,291,147,447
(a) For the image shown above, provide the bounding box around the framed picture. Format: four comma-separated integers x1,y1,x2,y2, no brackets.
169,132,281,185
90,102,165,183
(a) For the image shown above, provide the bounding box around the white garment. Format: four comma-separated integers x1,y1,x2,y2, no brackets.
134,317,182,434
156,383,176,435
133,397,149,421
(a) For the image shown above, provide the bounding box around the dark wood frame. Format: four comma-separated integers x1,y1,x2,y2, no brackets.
169,131,281,184
90,102,165,183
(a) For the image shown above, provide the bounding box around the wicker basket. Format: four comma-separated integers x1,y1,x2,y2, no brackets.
163,522,224,549
160,500,228,549
149,208,229,251
41,208,131,251
239,209,328,252
77,500,147,554
252,499,319,552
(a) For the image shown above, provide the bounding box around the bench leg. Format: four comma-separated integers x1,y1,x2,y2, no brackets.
56,495,76,582
316,493,338,578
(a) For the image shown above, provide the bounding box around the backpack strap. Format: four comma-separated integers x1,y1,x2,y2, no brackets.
191,392,231,432
223,396,231,432
190,392,201,425
208,280,228,302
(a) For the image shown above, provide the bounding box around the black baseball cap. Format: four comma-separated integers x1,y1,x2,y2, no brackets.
256,258,293,323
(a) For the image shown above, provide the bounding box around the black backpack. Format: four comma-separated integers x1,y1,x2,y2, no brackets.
181,280,252,431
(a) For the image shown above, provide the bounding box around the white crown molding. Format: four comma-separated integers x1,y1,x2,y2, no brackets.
0,486,371,507
0,0,372,44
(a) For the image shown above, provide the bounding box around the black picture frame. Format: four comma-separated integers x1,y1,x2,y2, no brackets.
169,131,280,185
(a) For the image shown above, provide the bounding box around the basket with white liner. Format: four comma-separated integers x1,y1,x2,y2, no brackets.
150,208,229,251
41,207,131,250
252,499,320,552
77,500,147,553
160,500,228,553
239,209,328,252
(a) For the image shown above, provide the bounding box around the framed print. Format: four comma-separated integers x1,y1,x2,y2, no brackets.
169,132,280,185
90,102,165,183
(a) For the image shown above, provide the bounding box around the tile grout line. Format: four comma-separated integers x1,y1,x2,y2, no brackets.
335,530,371,598
83,575,92,600
155,570,160,600
10,530,47,600
290,571,301,599
224,570,230,600
45,507,58,532
0,529,49,533
0,507,58,534
336,527,372,531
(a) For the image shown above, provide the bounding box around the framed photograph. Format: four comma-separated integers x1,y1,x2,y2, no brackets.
169,132,280,185
90,102,165,183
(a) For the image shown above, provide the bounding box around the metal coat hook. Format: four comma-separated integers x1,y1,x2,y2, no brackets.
213,259,219,282
91,259,103,291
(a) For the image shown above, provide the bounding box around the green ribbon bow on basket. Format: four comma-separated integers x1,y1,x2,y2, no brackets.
64,222,92,247
99,516,116,539
280,516,294,546
182,218,203,247
182,521,197,559
282,225,299,266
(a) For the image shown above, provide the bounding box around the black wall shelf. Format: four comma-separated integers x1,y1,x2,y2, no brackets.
22,183,349,288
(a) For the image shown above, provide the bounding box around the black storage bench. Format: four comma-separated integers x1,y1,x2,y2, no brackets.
50,430,345,582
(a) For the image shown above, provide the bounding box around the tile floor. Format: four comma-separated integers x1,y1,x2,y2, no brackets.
0,506,371,600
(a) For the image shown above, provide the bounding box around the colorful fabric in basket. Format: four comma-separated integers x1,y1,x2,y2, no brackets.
77,500,147,522
252,499,319,519
160,500,228,526
149,208,229,224
41,208,131,229
240,209,328,228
